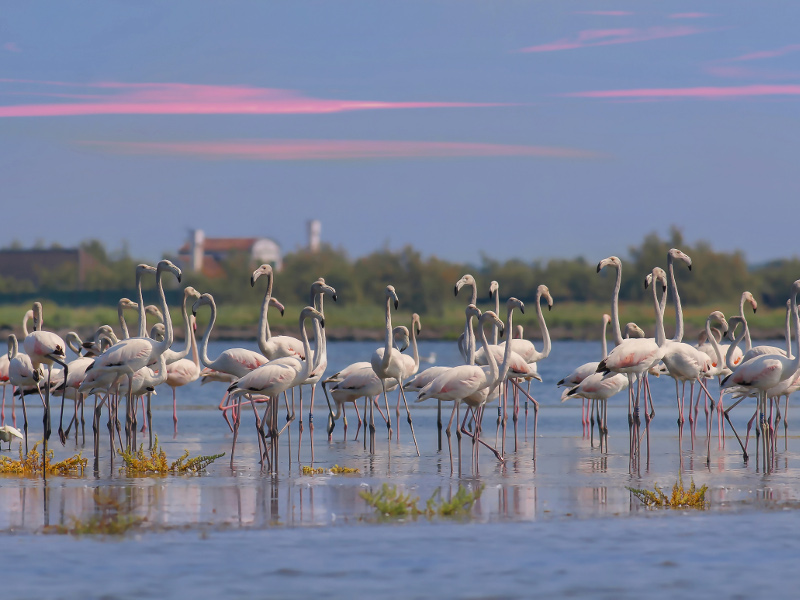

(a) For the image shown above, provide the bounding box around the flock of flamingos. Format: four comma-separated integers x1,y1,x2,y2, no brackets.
0,248,798,475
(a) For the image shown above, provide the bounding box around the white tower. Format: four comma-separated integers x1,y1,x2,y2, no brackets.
308,219,321,252
191,229,205,273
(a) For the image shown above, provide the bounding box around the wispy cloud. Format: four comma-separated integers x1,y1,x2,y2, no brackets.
669,13,712,19
566,84,800,99
573,11,633,17
80,139,600,161
3,42,20,53
518,26,709,53
0,80,503,118
704,44,800,80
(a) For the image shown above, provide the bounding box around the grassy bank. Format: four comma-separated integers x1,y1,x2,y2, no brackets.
0,299,785,342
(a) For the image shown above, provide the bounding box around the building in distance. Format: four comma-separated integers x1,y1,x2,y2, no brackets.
178,229,282,277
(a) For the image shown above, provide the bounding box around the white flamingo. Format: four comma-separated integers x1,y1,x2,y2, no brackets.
370,285,419,455
227,306,324,469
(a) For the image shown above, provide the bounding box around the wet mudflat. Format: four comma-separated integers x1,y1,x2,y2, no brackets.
2,341,800,598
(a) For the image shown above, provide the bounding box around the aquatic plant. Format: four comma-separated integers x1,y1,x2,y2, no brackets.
301,464,360,475
0,442,87,476
360,484,483,520
119,436,224,475
628,476,707,509
47,490,145,536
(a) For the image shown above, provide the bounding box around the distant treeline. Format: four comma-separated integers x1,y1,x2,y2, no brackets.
2,227,799,311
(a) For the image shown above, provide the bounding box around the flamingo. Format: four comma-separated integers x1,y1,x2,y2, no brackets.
296,278,337,463
419,300,522,471
392,313,421,440
163,287,202,365
192,292,271,428
227,306,324,469
721,280,800,470
0,424,23,450
7,334,42,454
326,329,409,444
597,267,668,464
370,285,419,455
559,314,612,437
23,302,69,455
85,260,181,450
164,315,201,435
252,264,306,360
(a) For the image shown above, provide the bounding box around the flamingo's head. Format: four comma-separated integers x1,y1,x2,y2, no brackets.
489,280,499,300
708,311,728,336
743,291,758,313
412,313,421,337
311,279,337,304
269,297,285,317
669,248,692,271
537,285,553,311
597,256,621,273
454,274,476,298
192,293,214,317
157,259,182,283
251,264,273,288
624,322,645,339
386,285,399,310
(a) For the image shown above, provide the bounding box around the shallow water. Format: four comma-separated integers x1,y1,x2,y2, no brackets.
2,340,799,598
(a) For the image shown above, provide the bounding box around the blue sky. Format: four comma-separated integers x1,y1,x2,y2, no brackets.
2,2,798,265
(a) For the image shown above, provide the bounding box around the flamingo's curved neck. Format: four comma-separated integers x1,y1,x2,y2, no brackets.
610,264,623,346
726,322,748,371
257,273,274,355
535,289,552,359
153,264,173,354
298,313,314,380
118,303,130,340
197,299,216,369
381,296,393,371
135,270,147,338
739,293,753,351
601,318,609,360
8,335,17,360
492,290,500,346
706,318,724,369
311,290,326,374
496,306,516,388
478,318,498,386
409,322,419,375
652,278,667,348
667,254,684,343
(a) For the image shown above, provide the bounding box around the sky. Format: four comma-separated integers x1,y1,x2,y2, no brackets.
1,1,799,266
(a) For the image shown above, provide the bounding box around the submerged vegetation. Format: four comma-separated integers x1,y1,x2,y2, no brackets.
360,483,483,520
119,436,224,475
46,490,145,536
0,442,87,476
301,464,360,475
628,477,708,509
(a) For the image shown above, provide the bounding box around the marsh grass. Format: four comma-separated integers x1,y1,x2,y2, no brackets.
360,483,483,520
628,476,708,509
46,490,145,536
302,464,360,475
0,442,87,476
119,436,224,475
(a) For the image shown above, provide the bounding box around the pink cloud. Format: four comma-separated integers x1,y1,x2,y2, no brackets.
80,139,600,161
704,45,800,80
727,44,800,63
573,11,633,16
518,26,709,52
0,80,503,117
669,13,712,19
3,42,20,53
566,84,800,99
